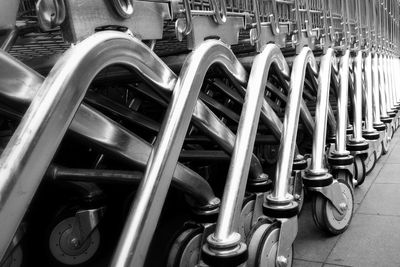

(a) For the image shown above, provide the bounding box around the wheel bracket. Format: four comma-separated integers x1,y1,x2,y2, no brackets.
276,216,297,267
310,180,347,215
70,207,105,244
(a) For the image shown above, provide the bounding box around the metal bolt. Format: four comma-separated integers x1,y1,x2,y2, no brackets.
294,194,301,201
70,237,80,248
277,256,288,267
258,173,269,180
339,202,348,211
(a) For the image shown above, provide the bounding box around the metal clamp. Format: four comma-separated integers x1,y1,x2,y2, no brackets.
111,0,134,19
175,0,192,41
250,0,261,44
36,0,66,31
270,0,280,36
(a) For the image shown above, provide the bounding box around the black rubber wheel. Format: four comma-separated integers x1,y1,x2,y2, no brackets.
167,224,203,267
247,220,293,267
46,205,102,267
311,180,354,235
353,156,366,187
365,151,377,175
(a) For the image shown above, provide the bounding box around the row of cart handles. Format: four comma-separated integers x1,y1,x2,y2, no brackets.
33,0,400,53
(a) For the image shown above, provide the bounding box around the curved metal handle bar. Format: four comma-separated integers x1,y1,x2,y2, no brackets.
0,50,218,211
192,101,264,179
111,39,246,267
392,58,400,105
309,48,335,174
389,58,396,107
270,46,317,201
364,53,376,132
210,44,288,244
378,55,389,117
372,54,384,124
0,44,262,205
267,61,315,136
385,55,395,110
382,55,391,112
335,50,351,155
327,104,337,134
300,66,318,134
236,53,291,141
389,57,397,108
326,70,338,132
0,30,195,260
351,51,365,142
239,51,313,155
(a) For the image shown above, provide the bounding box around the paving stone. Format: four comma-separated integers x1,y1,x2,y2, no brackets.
375,163,400,183
294,130,400,267
326,214,400,267
323,264,352,267
354,163,383,204
293,259,323,267
383,142,400,163
358,183,400,216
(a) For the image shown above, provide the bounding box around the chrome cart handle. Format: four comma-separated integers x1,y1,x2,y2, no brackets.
36,0,66,31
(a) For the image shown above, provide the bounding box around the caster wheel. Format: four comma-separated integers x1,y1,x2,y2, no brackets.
167,225,203,267
376,138,383,159
382,133,390,155
353,156,366,187
365,151,377,175
247,220,293,267
239,198,256,242
311,180,354,235
49,217,100,266
1,245,23,267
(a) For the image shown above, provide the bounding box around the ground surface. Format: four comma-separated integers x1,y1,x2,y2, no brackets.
294,131,400,267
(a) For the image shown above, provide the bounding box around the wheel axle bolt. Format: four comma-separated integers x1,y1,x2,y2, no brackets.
294,194,301,200
70,237,80,248
339,202,347,211
277,256,288,267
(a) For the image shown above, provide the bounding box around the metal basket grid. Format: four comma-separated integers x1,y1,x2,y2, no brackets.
8,30,70,61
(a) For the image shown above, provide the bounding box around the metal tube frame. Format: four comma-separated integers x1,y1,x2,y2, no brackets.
304,47,348,213
112,39,247,267
349,51,368,146
204,43,291,264
0,47,219,211
0,31,187,260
